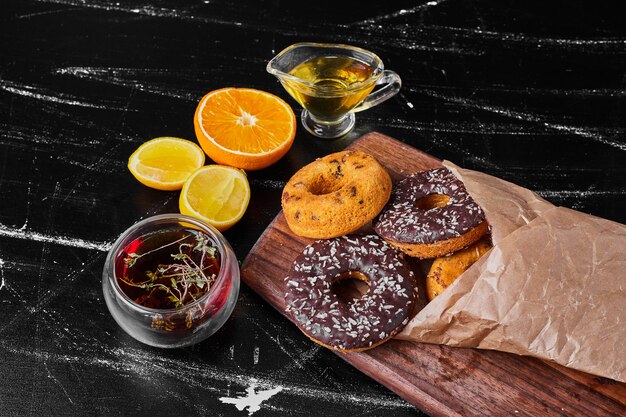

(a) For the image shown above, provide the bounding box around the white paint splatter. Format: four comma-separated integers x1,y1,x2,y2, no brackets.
18,219,29,232
17,7,75,19
427,24,626,48
349,0,448,26
416,88,626,151
0,223,111,252
0,79,132,111
219,384,283,415
36,0,245,29
253,347,259,365
246,317,312,373
1,343,411,410
0,258,5,291
54,66,197,101
425,84,626,98
56,155,121,174
43,360,74,404
535,189,626,198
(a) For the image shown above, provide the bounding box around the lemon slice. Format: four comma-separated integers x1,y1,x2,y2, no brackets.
128,137,205,190
179,165,251,231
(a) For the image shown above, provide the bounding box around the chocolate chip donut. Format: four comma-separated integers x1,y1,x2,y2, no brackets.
284,234,417,352
374,167,488,258
281,150,391,239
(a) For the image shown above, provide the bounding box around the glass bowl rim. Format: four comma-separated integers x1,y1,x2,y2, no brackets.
266,42,385,96
103,213,235,314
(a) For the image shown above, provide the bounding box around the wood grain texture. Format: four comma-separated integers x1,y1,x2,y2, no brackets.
241,132,626,417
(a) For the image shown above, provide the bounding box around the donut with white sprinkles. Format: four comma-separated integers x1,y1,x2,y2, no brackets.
284,234,417,352
373,167,489,258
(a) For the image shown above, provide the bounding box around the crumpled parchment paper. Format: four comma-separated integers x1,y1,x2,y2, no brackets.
396,162,626,383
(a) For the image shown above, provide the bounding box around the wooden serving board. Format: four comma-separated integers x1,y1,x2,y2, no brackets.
241,132,626,417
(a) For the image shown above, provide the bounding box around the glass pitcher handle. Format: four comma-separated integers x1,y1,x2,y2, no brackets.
353,70,402,113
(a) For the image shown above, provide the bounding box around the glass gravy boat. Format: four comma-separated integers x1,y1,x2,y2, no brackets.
267,43,401,139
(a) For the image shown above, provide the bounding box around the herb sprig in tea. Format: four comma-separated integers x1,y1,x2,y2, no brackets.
119,231,219,309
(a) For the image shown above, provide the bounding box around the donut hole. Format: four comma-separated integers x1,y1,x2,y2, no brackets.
415,193,450,210
332,271,369,304
307,176,344,196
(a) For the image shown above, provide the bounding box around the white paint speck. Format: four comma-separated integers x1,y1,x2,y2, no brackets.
0,258,5,291
536,189,626,198
2,342,412,409
253,346,259,365
219,384,283,415
348,0,448,26
406,101,414,109
0,223,111,252
416,87,626,151
44,361,74,404
17,218,28,232
0,80,123,110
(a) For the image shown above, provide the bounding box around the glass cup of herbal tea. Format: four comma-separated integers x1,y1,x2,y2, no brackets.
267,42,401,139
102,214,239,348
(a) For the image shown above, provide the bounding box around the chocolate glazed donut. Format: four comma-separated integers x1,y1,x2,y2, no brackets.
284,234,417,352
373,167,488,258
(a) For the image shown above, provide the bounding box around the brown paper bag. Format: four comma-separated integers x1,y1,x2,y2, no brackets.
396,162,626,383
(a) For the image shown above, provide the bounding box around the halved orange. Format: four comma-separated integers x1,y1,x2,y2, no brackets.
128,137,205,190
194,88,296,170
179,165,251,231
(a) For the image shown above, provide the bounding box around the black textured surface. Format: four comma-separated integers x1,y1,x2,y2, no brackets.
0,1,624,416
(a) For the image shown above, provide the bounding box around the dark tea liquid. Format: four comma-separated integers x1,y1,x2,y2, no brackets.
114,228,221,310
